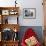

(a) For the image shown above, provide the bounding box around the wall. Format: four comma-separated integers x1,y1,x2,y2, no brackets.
17,0,44,26
0,0,15,7
0,0,44,26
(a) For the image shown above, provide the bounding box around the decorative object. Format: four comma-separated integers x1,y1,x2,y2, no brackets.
15,0,17,7
13,32,18,41
5,18,8,24
23,8,36,19
2,16,8,24
9,10,18,15
2,10,9,15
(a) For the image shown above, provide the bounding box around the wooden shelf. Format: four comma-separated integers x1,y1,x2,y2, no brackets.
0,7,19,16
0,7,19,10
0,40,19,46
0,7,19,46
2,40,19,42
0,24,19,32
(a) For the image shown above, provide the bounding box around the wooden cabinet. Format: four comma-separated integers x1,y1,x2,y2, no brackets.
0,7,19,46
0,41,19,46
2,41,19,46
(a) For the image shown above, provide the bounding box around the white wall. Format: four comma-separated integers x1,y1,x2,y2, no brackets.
0,0,44,26
0,0,15,7
17,0,44,26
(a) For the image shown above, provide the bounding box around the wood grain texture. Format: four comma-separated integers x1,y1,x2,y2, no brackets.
0,24,19,32
0,7,19,46
0,41,19,46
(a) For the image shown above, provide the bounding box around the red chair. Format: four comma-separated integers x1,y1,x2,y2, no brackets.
21,28,41,46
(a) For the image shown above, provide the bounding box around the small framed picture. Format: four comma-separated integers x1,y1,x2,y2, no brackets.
23,8,36,19
2,10,9,15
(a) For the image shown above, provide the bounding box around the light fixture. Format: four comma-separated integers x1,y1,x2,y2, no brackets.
15,0,17,7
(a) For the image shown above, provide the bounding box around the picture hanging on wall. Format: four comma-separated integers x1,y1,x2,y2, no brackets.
23,8,36,19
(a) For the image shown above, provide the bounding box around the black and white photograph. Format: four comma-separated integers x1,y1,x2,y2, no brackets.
23,8,36,19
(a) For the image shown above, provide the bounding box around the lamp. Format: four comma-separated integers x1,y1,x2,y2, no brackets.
15,0,17,7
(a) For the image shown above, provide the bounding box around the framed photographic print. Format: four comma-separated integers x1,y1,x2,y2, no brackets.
23,8,36,19
2,10,9,15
